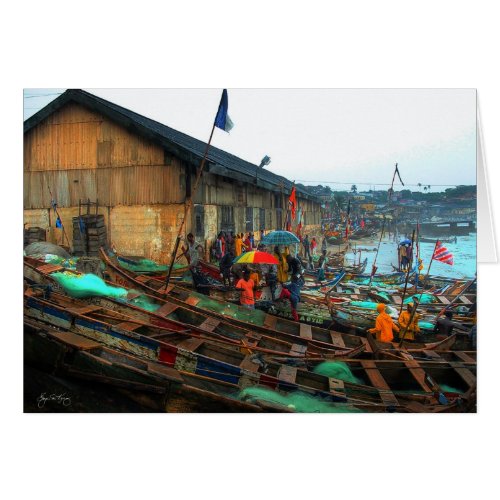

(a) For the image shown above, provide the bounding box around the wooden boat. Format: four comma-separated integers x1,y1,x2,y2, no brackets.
24,296,475,412
24,257,366,358
419,236,457,244
96,250,471,352
24,317,286,412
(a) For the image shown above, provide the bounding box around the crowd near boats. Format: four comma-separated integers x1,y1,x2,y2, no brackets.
23,220,477,413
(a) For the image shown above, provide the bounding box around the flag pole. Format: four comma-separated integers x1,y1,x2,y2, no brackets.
398,228,416,314
367,217,386,290
398,239,439,347
164,122,217,292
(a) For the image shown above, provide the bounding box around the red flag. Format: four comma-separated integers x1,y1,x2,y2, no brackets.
288,187,297,221
432,241,454,265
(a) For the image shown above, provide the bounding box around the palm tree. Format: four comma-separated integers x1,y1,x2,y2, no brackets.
351,184,358,194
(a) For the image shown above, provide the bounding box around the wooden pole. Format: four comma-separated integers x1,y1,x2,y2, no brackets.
398,240,439,347
165,122,217,291
399,229,416,315
368,218,386,290
47,185,70,247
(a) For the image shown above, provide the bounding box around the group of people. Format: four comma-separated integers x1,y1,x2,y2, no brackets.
214,230,266,261
368,301,473,343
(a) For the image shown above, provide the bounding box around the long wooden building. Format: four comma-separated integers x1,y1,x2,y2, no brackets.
24,89,322,262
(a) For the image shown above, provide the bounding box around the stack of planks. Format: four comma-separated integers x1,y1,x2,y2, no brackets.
72,214,107,256
25,227,46,245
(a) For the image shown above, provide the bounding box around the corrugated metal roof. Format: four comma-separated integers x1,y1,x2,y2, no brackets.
24,89,321,203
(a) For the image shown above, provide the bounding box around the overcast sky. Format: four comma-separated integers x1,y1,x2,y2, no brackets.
24,88,476,191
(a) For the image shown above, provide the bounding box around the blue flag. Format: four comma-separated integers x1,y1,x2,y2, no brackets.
214,89,234,132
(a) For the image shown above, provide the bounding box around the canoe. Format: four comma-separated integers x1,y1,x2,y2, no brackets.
24,317,286,413
24,257,366,358
24,295,475,412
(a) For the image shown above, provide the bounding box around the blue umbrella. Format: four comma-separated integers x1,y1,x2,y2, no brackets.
261,230,300,246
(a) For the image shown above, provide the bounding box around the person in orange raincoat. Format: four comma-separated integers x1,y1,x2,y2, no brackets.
368,303,400,342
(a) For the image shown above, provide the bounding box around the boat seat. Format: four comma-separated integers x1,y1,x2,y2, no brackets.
68,305,102,316
37,264,64,275
437,296,450,304
185,296,200,307
453,352,475,363
404,360,433,392
156,302,179,316
290,343,307,356
329,331,345,347
115,321,142,331
422,350,442,359
240,356,261,372
176,338,205,352
47,330,101,351
329,378,345,392
299,323,312,340
263,315,277,330
392,295,402,305
278,365,297,384
459,296,472,305
198,317,220,332
448,362,476,387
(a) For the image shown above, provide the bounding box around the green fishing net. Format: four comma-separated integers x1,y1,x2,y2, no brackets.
350,301,378,309
192,295,267,326
440,384,463,394
52,272,128,299
312,361,363,384
238,386,362,413
404,294,437,304
117,257,184,273
126,294,161,312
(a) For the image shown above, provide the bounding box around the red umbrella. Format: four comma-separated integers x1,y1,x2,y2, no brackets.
233,250,279,265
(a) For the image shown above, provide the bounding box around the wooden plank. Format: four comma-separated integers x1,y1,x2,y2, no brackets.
299,323,312,340
404,360,433,392
437,295,450,304
278,365,297,384
147,362,184,383
68,305,102,316
453,352,476,363
360,360,391,390
392,295,402,305
37,264,64,274
359,361,399,405
47,330,101,350
422,350,442,360
329,331,345,347
176,338,205,352
156,302,179,316
290,343,307,355
449,362,476,387
459,296,472,305
115,321,142,332
185,296,200,307
329,378,345,392
263,314,278,330
240,356,261,372
198,317,220,333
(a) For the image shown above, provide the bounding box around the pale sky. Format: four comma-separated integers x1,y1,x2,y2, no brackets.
24,88,476,191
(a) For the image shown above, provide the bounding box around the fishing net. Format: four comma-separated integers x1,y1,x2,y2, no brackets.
238,386,362,413
44,254,79,270
51,272,128,299
440,384,463,394
191,295,268,326
404,294,437,304
312,361,363,384
350,301,379,310
117,257,184,274
126,294,161,313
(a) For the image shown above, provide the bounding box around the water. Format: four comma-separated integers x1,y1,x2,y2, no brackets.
343,233,476,280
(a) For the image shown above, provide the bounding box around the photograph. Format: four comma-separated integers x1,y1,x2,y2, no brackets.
23,88,477,413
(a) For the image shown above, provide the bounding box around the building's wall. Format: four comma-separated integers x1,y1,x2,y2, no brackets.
24,101,322,259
